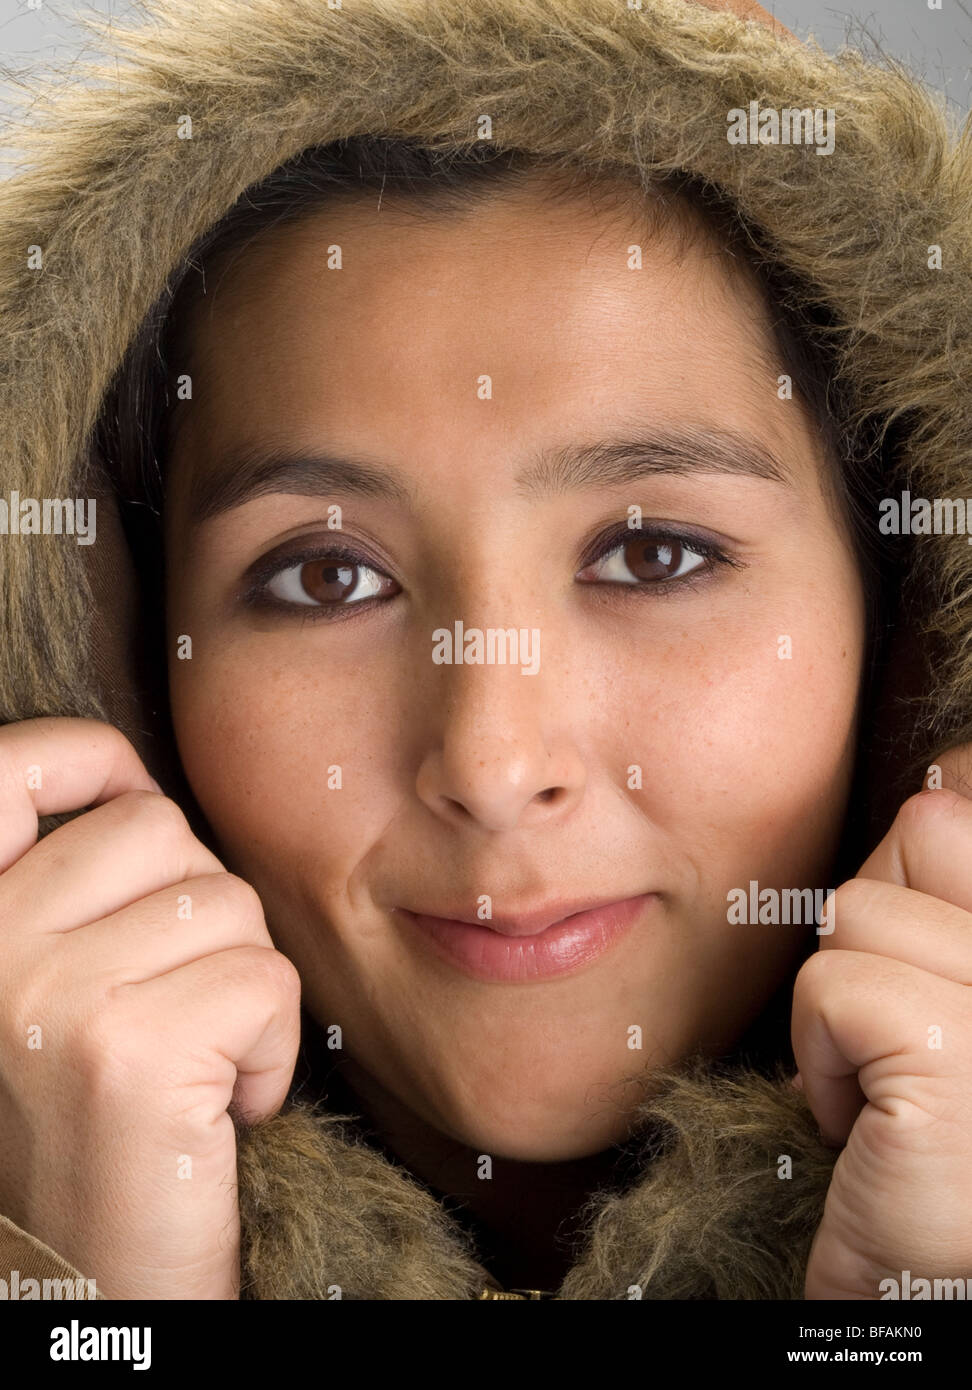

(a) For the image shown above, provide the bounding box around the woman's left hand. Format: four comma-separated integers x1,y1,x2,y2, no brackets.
792,744,972,1300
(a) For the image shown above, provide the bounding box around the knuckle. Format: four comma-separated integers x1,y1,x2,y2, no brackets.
84,717,139,758
827,876,872,919
792,947,837,1004
72,995,149,1089
123,788,191,841
896,787,964,839
248,946,301,1003
216,874,267,931
900,789,933,830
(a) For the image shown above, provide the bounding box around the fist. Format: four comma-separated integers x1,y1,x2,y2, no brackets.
793,745,972,1299
0,718,302,1299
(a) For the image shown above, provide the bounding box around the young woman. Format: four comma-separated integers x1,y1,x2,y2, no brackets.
1,0,971,1301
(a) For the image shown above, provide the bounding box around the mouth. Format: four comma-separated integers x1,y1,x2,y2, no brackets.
394,893,655,983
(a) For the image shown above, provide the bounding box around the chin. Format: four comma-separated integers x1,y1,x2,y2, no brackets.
423,1072,643,1162
454,1114,633,1163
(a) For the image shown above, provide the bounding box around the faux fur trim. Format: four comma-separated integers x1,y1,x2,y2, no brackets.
236,1056,836,1299
557,1058,836,1299
236,1104,490,1301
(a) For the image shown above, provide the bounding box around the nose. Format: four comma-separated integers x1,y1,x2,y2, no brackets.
415,652,587,833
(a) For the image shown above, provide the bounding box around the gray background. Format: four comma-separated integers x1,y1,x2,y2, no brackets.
0,0,970,177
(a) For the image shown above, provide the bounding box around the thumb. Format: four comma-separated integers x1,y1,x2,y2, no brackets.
852,740,972,901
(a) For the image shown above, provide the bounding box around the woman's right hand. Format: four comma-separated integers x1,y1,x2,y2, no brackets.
0,717,302,1299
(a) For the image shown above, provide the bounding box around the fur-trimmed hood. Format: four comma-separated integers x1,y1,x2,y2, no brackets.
1,0,971,1299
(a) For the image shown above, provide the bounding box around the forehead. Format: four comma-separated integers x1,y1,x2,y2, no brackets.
179,175,777,362
166,176,802,503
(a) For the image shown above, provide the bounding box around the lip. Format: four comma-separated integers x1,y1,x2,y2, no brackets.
395,893,655,982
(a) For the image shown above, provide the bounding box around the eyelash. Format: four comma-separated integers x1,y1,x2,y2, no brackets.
239,526,744,621
580,522,743,596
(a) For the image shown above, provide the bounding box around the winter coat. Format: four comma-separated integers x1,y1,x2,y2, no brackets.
1,0,970,1299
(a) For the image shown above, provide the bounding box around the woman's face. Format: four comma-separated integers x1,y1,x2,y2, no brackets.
164,177,866,1161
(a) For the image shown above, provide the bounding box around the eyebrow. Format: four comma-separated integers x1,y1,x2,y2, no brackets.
187,424,793,524
188,444,413,523
519,424,793,497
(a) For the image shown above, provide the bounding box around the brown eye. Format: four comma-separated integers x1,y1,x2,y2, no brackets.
579,534,707,586
299,561,357,603
265,556,395,607
623,537,685,580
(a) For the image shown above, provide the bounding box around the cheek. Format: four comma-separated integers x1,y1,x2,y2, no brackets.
168,639,404,882
604,569,864,893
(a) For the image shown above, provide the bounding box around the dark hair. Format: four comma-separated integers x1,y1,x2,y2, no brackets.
92,134,899,874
